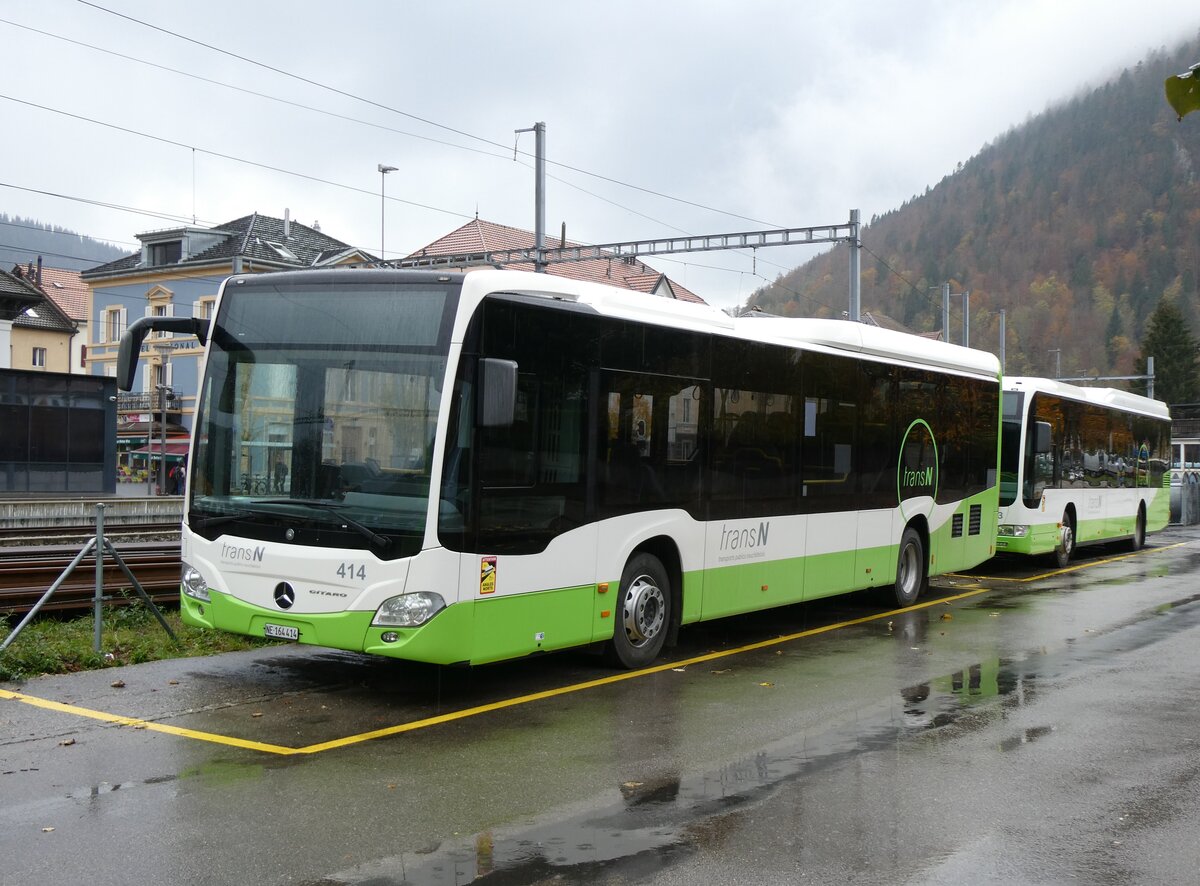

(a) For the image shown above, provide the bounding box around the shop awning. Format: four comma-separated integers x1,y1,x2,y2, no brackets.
130,442,190,461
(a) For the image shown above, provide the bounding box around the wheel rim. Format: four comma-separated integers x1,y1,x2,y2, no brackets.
898,541,920,598
622,574,666,647
1062,523,1074,556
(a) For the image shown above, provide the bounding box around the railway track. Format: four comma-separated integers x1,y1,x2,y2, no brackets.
0,522,181,548
0,540,181,615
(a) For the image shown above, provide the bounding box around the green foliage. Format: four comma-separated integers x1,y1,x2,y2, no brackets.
0,601,275,682
1135,296,1200,402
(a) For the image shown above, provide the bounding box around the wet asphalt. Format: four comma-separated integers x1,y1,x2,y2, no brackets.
4,527,1200,885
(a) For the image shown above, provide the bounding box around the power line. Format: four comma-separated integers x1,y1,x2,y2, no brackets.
0,93,478,224
0,180,216,228
74,0,778,229
859,241,965,325
0,17,512,165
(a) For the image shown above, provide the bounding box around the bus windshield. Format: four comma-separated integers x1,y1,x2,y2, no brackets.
188,276,460,558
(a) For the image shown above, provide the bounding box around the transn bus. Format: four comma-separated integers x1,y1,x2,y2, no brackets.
119,268,1001,668
996,376,1171,566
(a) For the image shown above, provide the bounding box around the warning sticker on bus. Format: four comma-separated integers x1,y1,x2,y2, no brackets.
480,556,497,595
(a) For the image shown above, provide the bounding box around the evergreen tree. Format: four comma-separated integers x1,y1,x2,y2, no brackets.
1135,297,1199,403
1105,305,1122,367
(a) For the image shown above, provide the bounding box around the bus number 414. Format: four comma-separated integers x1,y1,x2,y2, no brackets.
337,562,366,581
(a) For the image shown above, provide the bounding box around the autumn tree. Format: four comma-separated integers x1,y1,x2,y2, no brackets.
1134,296,1199,403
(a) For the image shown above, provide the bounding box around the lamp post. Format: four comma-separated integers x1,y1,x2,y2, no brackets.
378,163,397,262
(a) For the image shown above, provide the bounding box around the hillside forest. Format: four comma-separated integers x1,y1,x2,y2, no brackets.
0,214,126,272
748,35,1200,400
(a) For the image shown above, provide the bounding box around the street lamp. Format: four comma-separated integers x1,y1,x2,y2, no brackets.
378,163,397,262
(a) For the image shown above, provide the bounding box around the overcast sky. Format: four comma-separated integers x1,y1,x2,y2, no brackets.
4,1,1199,309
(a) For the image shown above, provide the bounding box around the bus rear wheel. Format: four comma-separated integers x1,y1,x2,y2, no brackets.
605,552,670,669
893,527,926,607
1128,506,1146,552
1055,512,1075,568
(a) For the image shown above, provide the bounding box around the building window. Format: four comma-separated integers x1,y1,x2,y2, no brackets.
32,347,47,367
103,306,126,344
147,286,175,339
196,297,216,320
148,241,182,265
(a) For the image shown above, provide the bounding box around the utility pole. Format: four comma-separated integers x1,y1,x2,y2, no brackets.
963,290,971,348
515,122,546,272
999,308,1006,373
942,283,950,343
1048,348,1061,379
378,164,397,260
849,209,861,322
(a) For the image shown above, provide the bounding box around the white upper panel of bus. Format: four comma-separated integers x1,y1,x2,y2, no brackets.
459,269,1000,380
1004,376,1171,420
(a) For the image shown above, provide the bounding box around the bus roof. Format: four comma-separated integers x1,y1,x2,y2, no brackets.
1004,376,1171,420
460,269,1001,380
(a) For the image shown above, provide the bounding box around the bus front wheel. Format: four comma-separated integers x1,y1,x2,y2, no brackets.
605,552,670,669
893,527,926,607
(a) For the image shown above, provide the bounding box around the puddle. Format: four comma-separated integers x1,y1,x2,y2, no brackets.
302,591,1200,884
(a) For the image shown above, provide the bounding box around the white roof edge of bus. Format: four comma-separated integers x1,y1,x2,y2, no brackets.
1005,375,1171,419
460,268,735,334
737,316,1001,378
457,269,999,375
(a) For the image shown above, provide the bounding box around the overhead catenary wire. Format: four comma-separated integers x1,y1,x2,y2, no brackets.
0,94,478,229
72,0,780,229
6,8,858,305
3,10,922,316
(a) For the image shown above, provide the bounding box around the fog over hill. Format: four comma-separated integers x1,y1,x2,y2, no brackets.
0,213,126,273
749,35,1200,381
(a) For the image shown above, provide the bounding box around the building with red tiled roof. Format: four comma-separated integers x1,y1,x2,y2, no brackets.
406,218,707,304
7,261,91,372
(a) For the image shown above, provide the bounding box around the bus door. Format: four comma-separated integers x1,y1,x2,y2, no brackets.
595,370,707,619
800,355,859,601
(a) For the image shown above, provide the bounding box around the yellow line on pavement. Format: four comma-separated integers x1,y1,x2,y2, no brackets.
0,688,300,755
2,588,987,756
8,539,1187,756
300,585,995,753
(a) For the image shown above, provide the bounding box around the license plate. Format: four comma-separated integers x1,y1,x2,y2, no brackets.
264,623,300,640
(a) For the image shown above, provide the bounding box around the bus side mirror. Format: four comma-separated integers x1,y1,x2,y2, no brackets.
478,358,517,427
116,316,210,391
1034,421,1052,455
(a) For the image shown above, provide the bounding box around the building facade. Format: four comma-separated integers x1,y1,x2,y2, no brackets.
81,212,371,487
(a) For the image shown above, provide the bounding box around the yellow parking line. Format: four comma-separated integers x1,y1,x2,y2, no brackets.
955,541,1188,583
295,585,993,753
2,588,985,756
0,688,299,755
7,538,1186,756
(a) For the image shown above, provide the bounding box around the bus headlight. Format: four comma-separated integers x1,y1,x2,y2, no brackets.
997,525,1029,538
181,562,211,602
372,592,445,628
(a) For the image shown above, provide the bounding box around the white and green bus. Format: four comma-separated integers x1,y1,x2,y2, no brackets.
996,376,1171,566
119,268,1001,668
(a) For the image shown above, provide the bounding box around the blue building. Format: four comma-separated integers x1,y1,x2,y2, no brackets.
82,212,371,487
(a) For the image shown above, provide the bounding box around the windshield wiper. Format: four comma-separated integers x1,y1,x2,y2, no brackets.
192,508,267,529
254,499,392,548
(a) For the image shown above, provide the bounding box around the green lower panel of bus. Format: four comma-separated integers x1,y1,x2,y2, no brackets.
180,584,607,666
996,507,1164,557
